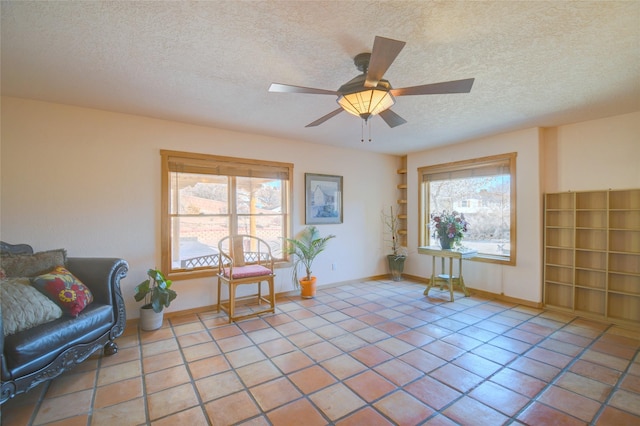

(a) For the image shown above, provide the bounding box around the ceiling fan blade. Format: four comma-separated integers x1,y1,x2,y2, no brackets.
379,109,407,128
269,83,338,95
305,108,344,127
390,78,475,96
365,36,406,88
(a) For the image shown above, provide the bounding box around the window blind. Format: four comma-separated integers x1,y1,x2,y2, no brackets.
163,151,291,180
419,153,515,182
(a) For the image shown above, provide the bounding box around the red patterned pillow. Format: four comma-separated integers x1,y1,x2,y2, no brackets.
31,266,93,317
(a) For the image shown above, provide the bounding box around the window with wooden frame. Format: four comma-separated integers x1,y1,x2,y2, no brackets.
161,150,292,279
419,152,517,265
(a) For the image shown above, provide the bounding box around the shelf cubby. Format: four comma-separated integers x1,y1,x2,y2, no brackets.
610,210,640,230
544,189,640,327
607,293,640,322
575,250,606,270
546,192,574,210
609,230,640,253
575,229,607,251
608,273,640,296
546,228,574,248
545,265,573,285
546,247,573,267
546,210,574,228
575,287,605,316
609,189,640,209
576,191,607,210
609,252,640,275
576,210,607,228
575,269,606,289
544,282,573,309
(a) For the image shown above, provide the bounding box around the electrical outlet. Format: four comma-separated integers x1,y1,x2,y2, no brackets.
331,263,337,271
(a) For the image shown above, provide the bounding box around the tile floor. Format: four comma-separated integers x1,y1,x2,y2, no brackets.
2,279,639,425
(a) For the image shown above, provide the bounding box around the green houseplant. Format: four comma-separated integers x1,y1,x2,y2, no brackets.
382,206,407,281
134,268,177,330
286,226,335,298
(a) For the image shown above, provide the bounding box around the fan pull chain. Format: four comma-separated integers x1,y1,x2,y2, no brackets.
361,119,373,143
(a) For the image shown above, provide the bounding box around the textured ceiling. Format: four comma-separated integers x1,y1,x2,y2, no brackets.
2,1,639,155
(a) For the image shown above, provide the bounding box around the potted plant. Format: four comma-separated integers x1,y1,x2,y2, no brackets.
286,226,335,298
430,210,469,249
382,206,408,281
134,268,177,331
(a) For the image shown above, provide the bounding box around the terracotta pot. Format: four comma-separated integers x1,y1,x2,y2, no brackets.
300,276,317,298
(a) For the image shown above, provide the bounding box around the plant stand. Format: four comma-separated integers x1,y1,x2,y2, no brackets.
418,246,476,301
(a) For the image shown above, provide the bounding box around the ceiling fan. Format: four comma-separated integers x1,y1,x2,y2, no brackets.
269,36,475,128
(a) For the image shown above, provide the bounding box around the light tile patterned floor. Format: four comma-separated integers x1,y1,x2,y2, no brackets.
2,279,639,425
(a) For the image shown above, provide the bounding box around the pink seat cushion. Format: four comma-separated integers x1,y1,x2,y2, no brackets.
222,264,272,279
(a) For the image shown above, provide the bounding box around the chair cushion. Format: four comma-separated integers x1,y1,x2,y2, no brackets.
223,264,272,279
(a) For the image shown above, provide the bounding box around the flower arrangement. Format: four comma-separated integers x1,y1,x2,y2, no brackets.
430,210,469,249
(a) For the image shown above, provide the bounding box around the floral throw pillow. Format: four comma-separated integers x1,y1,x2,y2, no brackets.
31,266,93,317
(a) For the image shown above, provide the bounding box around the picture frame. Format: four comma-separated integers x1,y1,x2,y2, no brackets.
305,173,343,224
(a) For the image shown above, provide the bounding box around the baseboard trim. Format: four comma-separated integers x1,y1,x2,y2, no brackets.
466,287,543,309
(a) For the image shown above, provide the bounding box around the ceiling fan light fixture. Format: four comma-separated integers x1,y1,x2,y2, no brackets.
337,88,395,121
269,36,474,129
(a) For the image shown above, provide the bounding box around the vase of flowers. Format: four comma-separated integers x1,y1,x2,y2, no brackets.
430,210,469,249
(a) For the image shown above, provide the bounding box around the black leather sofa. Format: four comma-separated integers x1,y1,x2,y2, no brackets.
0,242,128,404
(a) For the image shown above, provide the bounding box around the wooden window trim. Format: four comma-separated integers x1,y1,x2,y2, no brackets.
160,150,293,280
418,152,517,266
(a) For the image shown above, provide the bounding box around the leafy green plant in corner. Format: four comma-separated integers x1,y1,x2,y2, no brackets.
134,269,177,313
286,226,336,288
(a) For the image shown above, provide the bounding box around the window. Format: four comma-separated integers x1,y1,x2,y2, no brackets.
419,153,516,265
161,150,292,279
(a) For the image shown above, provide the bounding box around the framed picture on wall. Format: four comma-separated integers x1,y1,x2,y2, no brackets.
305,173,343,224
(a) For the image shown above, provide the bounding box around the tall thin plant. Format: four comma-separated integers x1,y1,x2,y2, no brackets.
286,226,336,287
382,206,407,258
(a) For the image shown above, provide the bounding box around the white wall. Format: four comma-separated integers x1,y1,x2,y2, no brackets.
405,128,544,303
0,97,400,318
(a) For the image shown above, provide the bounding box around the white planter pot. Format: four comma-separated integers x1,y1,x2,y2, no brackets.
139,305,163,331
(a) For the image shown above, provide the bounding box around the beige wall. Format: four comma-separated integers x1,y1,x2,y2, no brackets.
543,111,640,193
406,128,544,303
405,111,639,304
2,96,638,311
1,97,400,318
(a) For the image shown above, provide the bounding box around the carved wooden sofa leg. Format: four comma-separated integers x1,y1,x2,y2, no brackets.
104,341,119,356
